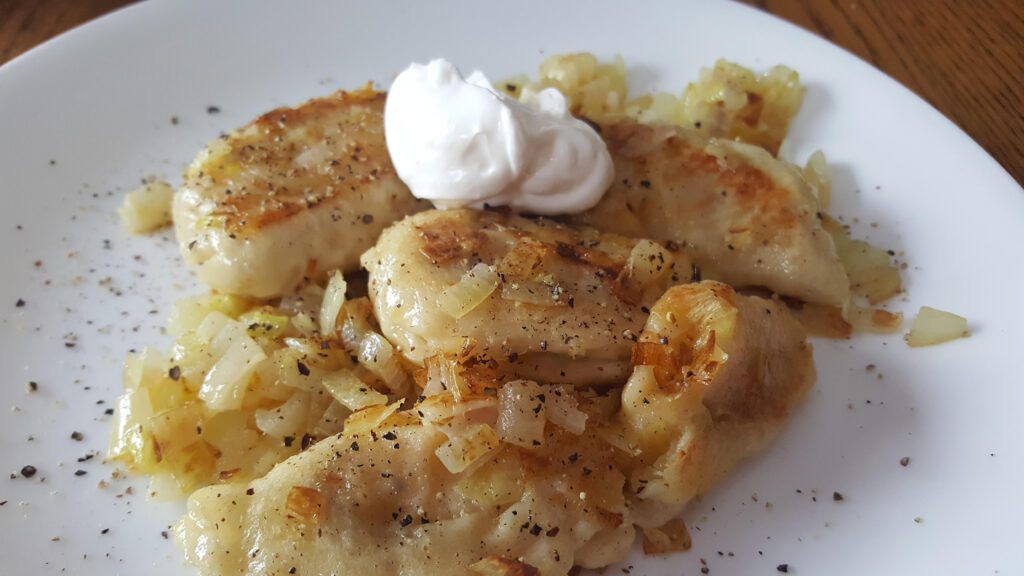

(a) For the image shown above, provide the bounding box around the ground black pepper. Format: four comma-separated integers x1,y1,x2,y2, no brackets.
20,465,37,478
777,564,789,573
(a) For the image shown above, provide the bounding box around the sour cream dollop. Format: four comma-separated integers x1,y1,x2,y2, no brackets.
384,59,614,215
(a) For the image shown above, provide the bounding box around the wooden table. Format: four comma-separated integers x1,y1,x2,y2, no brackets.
2,0,1021,185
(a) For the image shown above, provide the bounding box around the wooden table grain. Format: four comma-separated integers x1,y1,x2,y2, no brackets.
1,0,1021,184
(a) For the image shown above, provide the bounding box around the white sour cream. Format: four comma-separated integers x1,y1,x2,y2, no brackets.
384,59,614,215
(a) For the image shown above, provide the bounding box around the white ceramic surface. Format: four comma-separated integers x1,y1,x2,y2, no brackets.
1,1,1021,574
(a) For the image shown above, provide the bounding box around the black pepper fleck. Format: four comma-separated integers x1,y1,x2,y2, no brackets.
168,366,181,381
70,431,83,441
777,564,789,573
296,361,310,376
832,491,844,502
20,465,37,478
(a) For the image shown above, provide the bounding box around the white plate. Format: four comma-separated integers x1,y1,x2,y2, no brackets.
1,1,1021,574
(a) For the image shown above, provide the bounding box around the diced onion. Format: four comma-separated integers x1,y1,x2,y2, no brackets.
358,332,408,394
418,393,498,426
845,304,903,334
319,271,348,337
435,423,500,473
322,371,387,411
118,180,174,234
312,402,351,438
107,388,153,462
198,333,266,412
167,296,214,338
496,380,547,448
438,263,499,319
424,355,469,400
122,347,167,391
195,311,234,345
238,308,290,341
343,402,401,437
823,216,902,304
906,306,969,347
803,150,832,210
340,298,376,350
286,486,325,522
290,312,318,337
641,518,692,555
615,239,674,303
545,385,588,435
255,391,311,438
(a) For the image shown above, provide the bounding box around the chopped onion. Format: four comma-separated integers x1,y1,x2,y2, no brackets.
280,283,326,318
496,380,547,448
641,518,692,555
615,239,674,302
845,304,903,334
545,385,588,435
290,312,318,337
339,298,376,350
167,295,214,338
312,401,351,438
286,485,325,522
238,308,290,341
195,311,234,345
319,270,348,337
358,332,408,394
418,393,498,426
123,346,167,391
823,216,902,304
438,263,499,319
792,302,853,339
322,371,387,411
342,402,401,437
118,180,174,234
254,391,311,438
424,355,469,400
198,333,266,412
107,388,153,463
906,306,968,347
803,150,831,211
435,423,500,473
